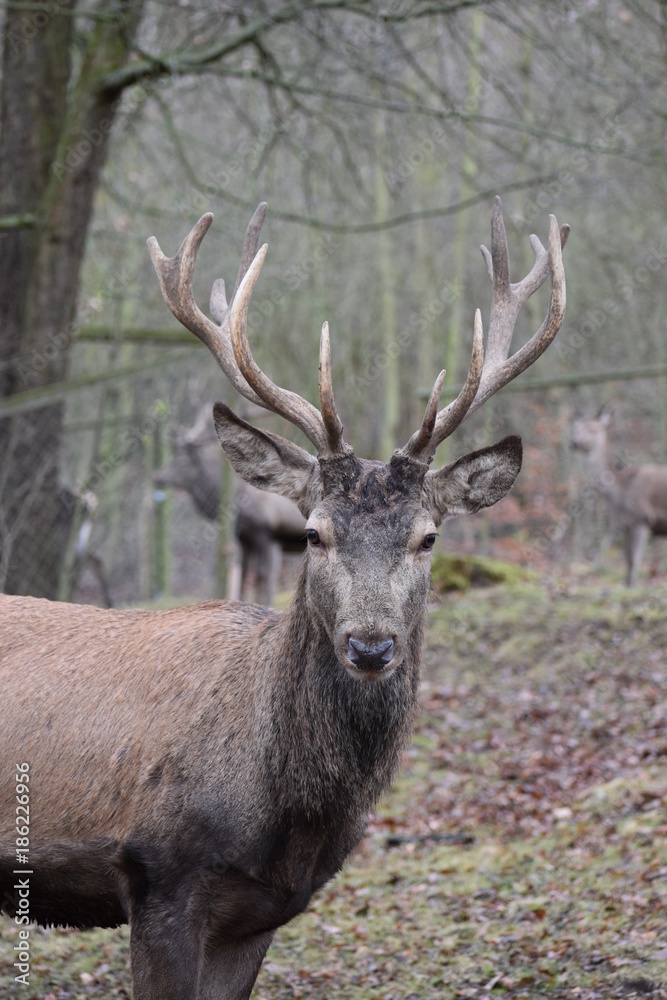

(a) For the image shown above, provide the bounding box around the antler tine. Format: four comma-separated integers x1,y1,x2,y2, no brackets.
402,369,447,459
232,201,268,302
151,206,349,458
432,308,485,441
210,201,270,318
400,197,568,464
482,195,569,368
211,201,270,322
468,210,568,416
403,311,484,463
319,322,349,455
230,246,333,455
147,214,267,409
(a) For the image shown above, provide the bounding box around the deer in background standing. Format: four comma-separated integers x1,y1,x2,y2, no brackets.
153,410,306,605
571,408,667,585
0,198,567,1000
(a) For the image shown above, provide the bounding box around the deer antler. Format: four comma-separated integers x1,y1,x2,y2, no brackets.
148,206,349,459
228,244,349,457
147,206,269,408
403,196,569,464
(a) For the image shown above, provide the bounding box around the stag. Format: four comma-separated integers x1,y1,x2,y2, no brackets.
0,198,567,1000
571,408,667,585
153,414,305,605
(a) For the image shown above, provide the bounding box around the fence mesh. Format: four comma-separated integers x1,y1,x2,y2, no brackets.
3,336,666,606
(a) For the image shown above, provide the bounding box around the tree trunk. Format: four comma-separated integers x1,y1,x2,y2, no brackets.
440,8,484,467
375,116,400,461
0,1,144,597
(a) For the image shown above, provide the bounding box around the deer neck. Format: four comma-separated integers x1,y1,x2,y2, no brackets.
264,568,423,821
188,472,219,520
585,435,619,497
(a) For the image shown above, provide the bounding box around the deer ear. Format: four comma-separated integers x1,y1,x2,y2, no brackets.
422,435,522,526
213,402,320,515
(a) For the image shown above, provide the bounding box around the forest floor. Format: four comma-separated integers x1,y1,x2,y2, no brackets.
2,570,667,999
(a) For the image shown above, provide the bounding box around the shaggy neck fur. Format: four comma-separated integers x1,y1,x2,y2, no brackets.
265,554,424,827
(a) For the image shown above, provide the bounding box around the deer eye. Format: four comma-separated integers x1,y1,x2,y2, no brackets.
306,528,321,546
421,533,437,550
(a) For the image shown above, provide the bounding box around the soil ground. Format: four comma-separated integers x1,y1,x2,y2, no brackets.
2,573,667,999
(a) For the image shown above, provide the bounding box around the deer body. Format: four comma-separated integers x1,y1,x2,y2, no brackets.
0,200,567,998
0,574,416,934
571,413,667,585
0,448,497,996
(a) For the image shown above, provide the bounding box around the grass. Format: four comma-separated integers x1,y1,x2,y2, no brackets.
3,575,667,998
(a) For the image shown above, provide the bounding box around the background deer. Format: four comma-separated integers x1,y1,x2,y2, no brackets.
571,408,667,585
0,198,567,1000
153,412,305,605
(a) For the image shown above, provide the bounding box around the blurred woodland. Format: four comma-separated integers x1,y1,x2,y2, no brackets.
1,0,667,605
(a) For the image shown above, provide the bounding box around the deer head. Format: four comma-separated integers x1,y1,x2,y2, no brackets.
148,197,568,675
571,405,612,456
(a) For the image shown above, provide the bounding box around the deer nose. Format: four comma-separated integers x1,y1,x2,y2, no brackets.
347,637,394,671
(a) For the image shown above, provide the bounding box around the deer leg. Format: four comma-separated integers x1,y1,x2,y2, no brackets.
129,907,203,1000
625,523,649,586
117,846,204,1000
86,552,114,607
226,540,243,601
240,540,253,601
197,932,274,1000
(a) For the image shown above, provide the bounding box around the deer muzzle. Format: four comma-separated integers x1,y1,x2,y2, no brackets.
346,636,395,673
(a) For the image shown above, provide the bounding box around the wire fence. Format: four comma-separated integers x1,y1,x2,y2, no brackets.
3,338,667,606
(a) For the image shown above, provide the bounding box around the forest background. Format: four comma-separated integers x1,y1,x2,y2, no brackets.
1,0,666,605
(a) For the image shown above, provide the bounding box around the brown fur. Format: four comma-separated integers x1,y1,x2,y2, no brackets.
0,436,521,1000
571,413,667,585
